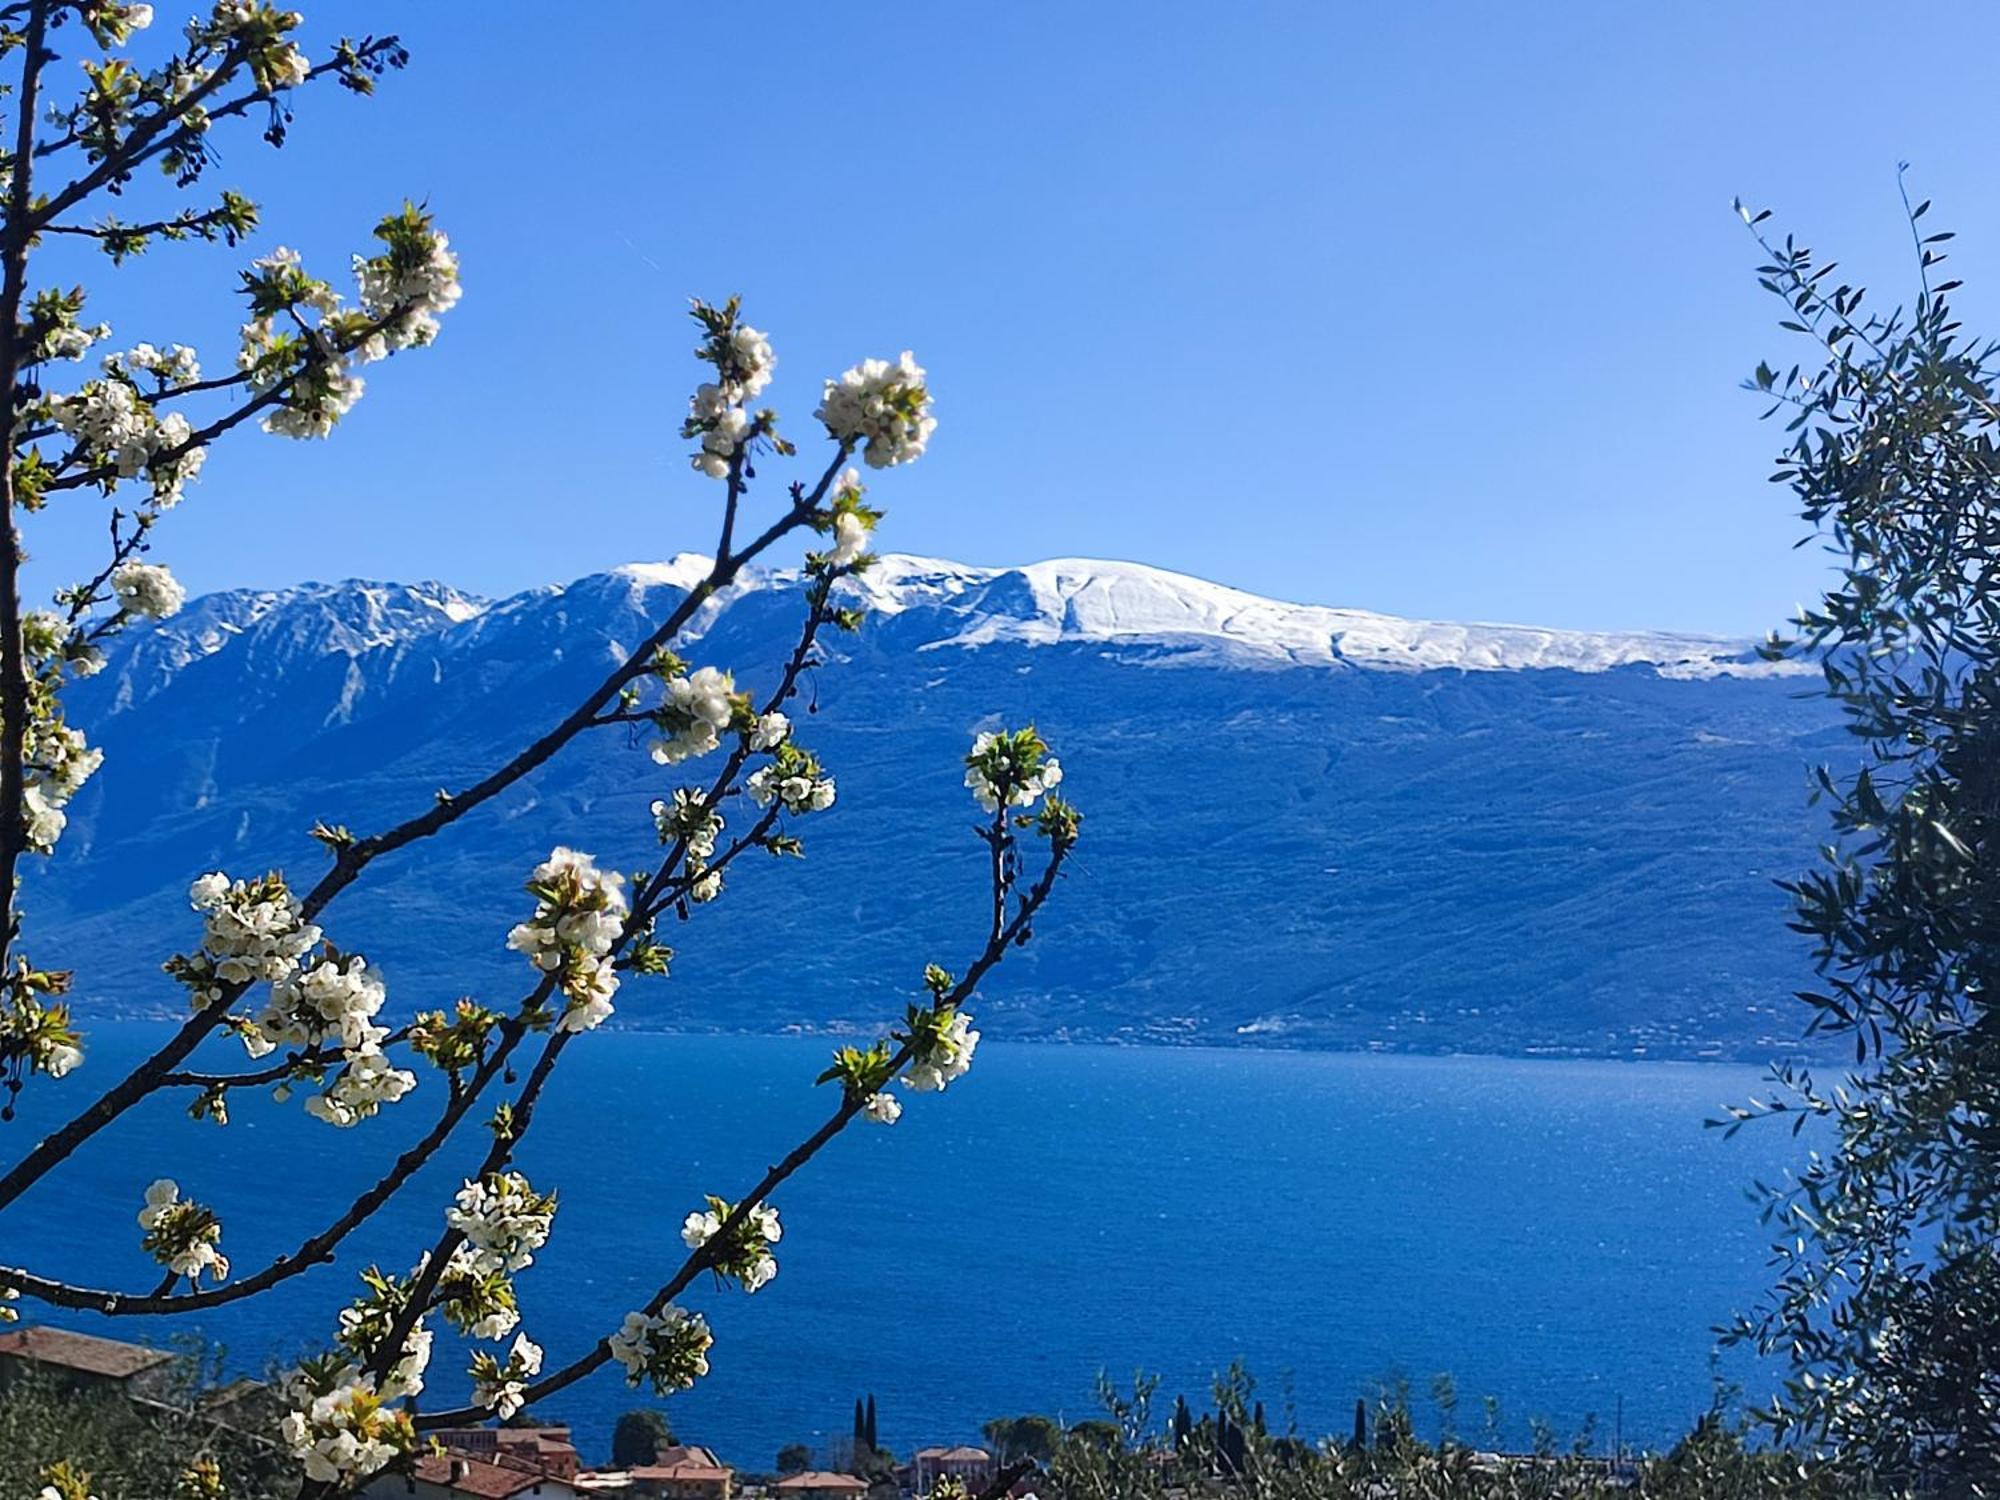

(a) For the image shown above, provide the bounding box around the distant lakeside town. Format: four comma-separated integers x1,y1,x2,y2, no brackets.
0,1324,1017,1500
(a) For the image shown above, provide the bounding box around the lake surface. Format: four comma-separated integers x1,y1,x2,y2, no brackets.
3,1027,1807,1468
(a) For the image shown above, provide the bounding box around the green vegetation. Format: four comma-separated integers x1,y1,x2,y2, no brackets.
611,1407,676,1467
0,1366,287,1500
1029,1372,1874,1500
1718,188,2000,1493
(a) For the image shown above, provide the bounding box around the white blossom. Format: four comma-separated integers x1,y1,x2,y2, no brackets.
826,508,870,568
137,1178,228,1284
20,720,102,853
137,1177,179,1230
652,788,722,861
303,1050,417,1127
354,219,463,352
111,341,201,386
750,711,790,751
447,1171,555,1276
649,666,737,765
606,1305,712,1392
46,377,205,505
278,1378,409,1484
964,730,1064,813
685,315,775,479
680,1199,780,1292
471,1333,542,1420
862,1092,902,1125
817,351,936,468
181,871,322,993
507,847,628,1030
42,320,110,362
109,560,186,620
904,1010,980,1094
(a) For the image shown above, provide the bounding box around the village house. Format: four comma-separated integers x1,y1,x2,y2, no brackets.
771,1471,868,1500
0,1325,176,1401
362,1452,582,1500
582,1446,733,1500
432,1425,583,1479
912,1448,993,1495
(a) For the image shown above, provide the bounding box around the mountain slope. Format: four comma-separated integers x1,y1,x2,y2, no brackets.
35,556,1840,1059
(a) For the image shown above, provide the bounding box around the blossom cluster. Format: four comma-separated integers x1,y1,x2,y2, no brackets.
964,727,1064,813
813,469,881,573
654,788,722,862
188,2,312,94
333,1295,432,1402
681,1196,781,1293
653,787,726,903
22,609,105,683
21,716,103,853
447,1171,556,1276
506,847,628,1031
40,320,110,364
0,977,83,1082
278,1373,414,1485
470,1333,543,1420
109,561,186,620
684,302,777,479
237,206,460,441
354,205,464,351
746,742,836,817
903,1007,980,1094
137,1179,228,1285
107,342,202,388
45,379,205,508
173,872,322,1002
303,1049,417,1128
249,953,385,1054
817,351,937,468
32,1461,99,1500
435,1241,521,1339
648,665,743,766
607,1304,713,1393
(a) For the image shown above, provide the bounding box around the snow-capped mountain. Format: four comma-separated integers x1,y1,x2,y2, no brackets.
37,556,1839,1059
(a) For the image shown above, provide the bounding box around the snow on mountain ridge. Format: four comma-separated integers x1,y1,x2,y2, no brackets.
130,556,1798,680
613,552,1799,679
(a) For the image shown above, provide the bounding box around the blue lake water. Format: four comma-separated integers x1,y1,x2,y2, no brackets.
3,1026,1806,1468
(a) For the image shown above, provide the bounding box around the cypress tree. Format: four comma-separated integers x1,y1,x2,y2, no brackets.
854,1399,866,1450
1252,1401,1265,1438
1171,1395,1191,1451
866,1394,878,1452
1351,1400,1366,1452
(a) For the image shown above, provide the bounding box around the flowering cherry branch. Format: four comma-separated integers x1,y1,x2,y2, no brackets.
0,15,1077,1493
412,830,1075,1430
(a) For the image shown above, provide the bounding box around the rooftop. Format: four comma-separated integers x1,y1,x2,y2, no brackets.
773,1474,867,1492
916,1449,992,1463
654,1446,725,1470
626,1462,732,1481
411,1453,570,1499
0,1326,174,1380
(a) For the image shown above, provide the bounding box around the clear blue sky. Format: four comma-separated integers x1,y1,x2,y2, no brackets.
28,2,2000,634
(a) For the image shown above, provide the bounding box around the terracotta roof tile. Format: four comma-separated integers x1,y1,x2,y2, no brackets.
772,1474,867,1491
412,1453,569,1498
